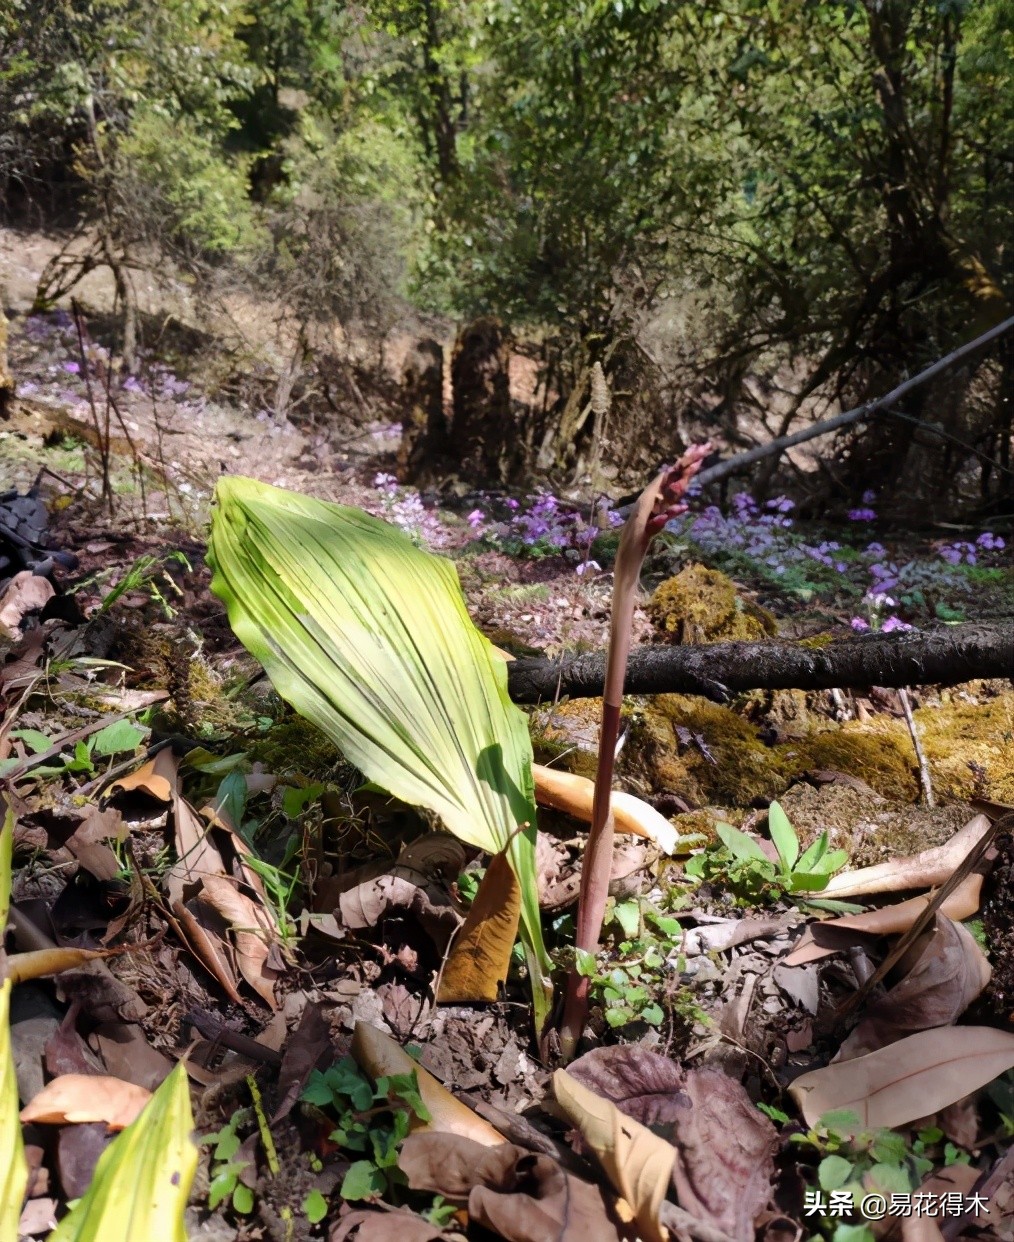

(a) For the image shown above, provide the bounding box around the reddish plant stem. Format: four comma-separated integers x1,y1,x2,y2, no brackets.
558,444,709,1060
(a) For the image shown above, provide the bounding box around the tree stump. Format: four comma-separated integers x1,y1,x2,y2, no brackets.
396,337,447,484
450,317,515,483
0,304,13,419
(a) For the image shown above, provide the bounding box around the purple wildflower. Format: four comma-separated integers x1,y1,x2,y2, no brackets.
467,509,485,529
62,361,81,374
850,617,870,631
848,507,877,522
881,616,912,633
576,560,601,577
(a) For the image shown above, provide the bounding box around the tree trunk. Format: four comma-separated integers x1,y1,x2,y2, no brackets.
505,624,1014,704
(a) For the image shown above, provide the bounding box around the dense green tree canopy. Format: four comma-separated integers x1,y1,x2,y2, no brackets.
1,0,1009,504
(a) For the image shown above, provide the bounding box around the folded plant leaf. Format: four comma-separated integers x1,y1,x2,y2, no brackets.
789,1025,1014,1129
782,876,983,965
532,764,679,854
438,848,520,1004
566,1049,777,1242
819,815,991,898
47,1062,197,1242
553,1067,674,1242
209,477,552,1028
399,1130,623,1242
835,917,991,1060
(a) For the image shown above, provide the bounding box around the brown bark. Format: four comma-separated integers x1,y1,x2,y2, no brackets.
505,623,1014,704
449,317,516,483
397,337,447,484
0,302,12,418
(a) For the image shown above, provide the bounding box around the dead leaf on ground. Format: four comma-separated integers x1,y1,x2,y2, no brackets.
0,572,54,639
553,1067,674,1242
103,745,175,804
669,1067,778,1242
338,871,461,954
532,764,680,854
821,815,991,898
63,805,126,882
567,1049,777,1242
45,1007,104,1077
89,1022,173,1092
789,1025,1014,1130
566,1044,689,1128
330,1208,449,1241
836,917,991,1060
273,1001,332,1123
5,946,124,985
399,1131,621,1242
438,849,520,1004
20,1072,151,1130
198,874,280,1009
351,1021,507,1147
783,876,983,965
57,1122,112,1199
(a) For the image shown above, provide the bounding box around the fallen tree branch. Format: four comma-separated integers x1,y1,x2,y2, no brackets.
505,622,1014,704
692,315,1014,491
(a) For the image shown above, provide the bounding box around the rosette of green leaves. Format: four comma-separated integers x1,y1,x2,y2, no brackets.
208,477,551,1028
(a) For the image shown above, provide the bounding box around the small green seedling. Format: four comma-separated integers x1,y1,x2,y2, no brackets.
301,1056,430,1202
573,898,703,1031
772,1108,972,1239
685,802,849,908
0,719,147,780
204,1108,256,1215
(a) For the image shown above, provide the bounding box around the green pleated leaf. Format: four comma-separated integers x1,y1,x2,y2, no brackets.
207,477,552,1028
46,1063,196,1242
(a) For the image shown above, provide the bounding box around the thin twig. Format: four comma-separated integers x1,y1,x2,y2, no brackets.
898,687,934,807
679,316,1014,494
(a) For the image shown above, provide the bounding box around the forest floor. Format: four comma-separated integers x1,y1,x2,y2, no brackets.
2,272,1014,1242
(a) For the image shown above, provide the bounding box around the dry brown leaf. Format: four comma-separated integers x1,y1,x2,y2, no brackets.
169,897,244,1003
103,746,175,804
821,815,991,898
0,572,54,638
566,1045,689,1128
199,875,280,1009
566,1049,776,1242
5,947,121,985
399,1131,622,1242
668,1069,777,1242
438,850,520,1004
782,875,983,965
351,1021,507,1147
338,871,460,954
330,1208,448,1241
20,1073,151,1130
532,764,679,854
836,917,991,1060
553,1067,674,1242
789,1025,1014,1130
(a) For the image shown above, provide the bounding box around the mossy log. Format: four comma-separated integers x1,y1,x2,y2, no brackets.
506,623,1014,704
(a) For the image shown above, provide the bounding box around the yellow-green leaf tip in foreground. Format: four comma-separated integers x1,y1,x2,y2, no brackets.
47,1062,197,1242
2,810,28,1242
1,979,29,1242
207,477,552,1028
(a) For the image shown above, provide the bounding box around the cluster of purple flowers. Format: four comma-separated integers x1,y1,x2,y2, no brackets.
938,532,1006,565
372,473,447,546
847,489,878,522
668,493,833,577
